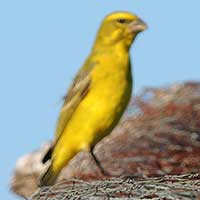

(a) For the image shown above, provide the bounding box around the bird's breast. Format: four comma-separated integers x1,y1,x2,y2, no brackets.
84,54,132,132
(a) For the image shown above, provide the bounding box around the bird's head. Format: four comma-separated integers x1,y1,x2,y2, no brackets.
93,11,147,51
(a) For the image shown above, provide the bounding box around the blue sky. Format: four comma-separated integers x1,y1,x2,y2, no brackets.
0,1,199,199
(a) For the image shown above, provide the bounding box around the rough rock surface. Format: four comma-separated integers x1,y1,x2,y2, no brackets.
31,174,200,200
10,82,200,199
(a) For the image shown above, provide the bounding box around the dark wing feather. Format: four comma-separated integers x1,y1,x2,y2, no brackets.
55,71,91,140
42,63,95,163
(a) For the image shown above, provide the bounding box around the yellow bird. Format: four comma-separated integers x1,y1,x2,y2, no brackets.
40,11,147,186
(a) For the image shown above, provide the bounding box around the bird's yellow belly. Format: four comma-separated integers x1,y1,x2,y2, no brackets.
84,79,130,135
62,68,132,150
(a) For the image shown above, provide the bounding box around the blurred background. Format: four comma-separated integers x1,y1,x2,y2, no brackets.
0,0,199,199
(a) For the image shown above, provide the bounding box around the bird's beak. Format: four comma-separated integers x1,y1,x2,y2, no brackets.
128,18,147,33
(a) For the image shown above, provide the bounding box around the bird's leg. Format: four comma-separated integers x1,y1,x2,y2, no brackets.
90,146,109,176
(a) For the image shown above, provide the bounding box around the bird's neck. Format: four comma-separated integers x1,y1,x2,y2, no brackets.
89,41,131,78
92,41,130,58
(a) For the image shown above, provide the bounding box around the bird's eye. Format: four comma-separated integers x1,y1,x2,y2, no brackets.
117,18,126,24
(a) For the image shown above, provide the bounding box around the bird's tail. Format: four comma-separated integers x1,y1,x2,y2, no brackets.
39,164,58,187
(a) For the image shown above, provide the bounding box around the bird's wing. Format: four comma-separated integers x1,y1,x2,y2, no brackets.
42,62,95,163
55,69,91,140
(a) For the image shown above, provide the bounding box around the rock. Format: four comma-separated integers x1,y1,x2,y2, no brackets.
10,81,200,199
31,174,200,200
